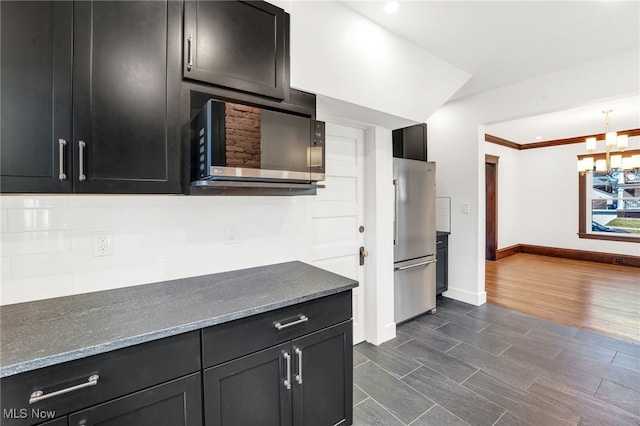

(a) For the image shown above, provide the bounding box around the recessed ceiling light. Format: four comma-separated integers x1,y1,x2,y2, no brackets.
384,1,400,14
535,136,542,140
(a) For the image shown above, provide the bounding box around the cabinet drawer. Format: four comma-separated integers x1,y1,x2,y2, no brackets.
0,331,200,426
203,291,351,368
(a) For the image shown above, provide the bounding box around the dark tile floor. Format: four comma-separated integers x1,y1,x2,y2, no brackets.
353,297,640,426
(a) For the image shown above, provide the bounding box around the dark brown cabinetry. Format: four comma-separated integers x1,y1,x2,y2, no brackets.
0,331,201,426
0,1,72,193
183,0,289,100
0,1,181,194
202,292,353,426
68,373,202,426
436,233,449,295
0,291,354,426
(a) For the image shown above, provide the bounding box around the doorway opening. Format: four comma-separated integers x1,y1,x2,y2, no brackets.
485,155,499,260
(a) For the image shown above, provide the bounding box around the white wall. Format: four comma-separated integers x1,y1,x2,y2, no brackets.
428,49,640,306
486,138,640,256
0,195,309,304
286,1,470,123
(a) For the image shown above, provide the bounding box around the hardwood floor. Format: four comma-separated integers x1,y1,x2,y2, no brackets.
485,253,640,343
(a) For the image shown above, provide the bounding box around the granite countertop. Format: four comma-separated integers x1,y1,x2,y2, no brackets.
0,261,358,378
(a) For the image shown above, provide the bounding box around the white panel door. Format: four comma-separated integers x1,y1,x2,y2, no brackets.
309,122,366,343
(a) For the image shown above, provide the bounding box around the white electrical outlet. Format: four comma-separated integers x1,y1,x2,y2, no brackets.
224,224,240,243
462,202,470,214
92,230,113,256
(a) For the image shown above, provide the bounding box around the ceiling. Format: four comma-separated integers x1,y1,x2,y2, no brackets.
342,1,640,142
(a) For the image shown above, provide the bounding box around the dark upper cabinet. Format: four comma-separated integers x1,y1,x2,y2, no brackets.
72,1,181,193
0,1,73,193
1,1,181,194
392,123,428,161
183,0,290,101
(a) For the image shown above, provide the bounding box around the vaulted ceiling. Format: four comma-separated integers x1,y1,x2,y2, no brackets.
343,1,640,141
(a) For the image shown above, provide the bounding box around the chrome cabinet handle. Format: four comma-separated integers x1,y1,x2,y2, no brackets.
394,259,437,271
274,315,308,331
29,375,99,404
294,347,303,384
187,34,193,71
283,352,291,390
393,179,399,246
58,138,67,181
78,141,86,181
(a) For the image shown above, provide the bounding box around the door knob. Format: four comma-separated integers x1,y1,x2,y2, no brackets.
359,246,368,266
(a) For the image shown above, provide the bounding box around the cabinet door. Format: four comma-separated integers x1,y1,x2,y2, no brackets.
0,1,72,193
204,343,292,426
72,1,181,193
436,237,448,295
37,419,67,426
291,321,353,426
68,373,201,426
184,0,289,100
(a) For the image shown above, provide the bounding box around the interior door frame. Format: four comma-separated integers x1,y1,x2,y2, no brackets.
485,154,499,260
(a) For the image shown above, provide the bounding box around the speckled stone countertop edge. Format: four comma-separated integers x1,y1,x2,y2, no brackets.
0,262,358,378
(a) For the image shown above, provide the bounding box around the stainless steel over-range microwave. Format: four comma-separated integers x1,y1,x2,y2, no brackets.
191,99,325,184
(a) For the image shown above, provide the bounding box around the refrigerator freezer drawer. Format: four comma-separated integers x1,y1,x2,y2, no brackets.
394,261,436,324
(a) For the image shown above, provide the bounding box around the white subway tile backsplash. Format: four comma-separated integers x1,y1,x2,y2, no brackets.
0,195,70,209
68,195,170,209
0,274,75,305
72,265,166,295
0,210,7,233
0,195,306,305
1,257,11,280
1,230,72,257
6,207,118,232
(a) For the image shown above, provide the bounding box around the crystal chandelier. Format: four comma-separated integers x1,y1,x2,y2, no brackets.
577,110,640,174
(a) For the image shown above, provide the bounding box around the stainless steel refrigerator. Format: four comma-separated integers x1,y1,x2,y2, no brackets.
393,159,437,323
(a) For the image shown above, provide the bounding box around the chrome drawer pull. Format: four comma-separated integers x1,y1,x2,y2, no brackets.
283,352,291,390
78,140,87,181
395,259,437,271
187,34,193,71
58,138,67,181
274,315,308,331
294,347,303,384
29,374,99,404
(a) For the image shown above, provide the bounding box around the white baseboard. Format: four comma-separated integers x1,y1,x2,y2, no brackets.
442,287,487,306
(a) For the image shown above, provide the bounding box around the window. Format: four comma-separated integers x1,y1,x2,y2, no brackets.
578,149,640,242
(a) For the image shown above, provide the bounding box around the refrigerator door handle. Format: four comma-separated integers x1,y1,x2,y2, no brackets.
393,179,399,246
394,259,437,271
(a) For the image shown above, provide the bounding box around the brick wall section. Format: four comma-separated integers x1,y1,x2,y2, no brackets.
225,103,261,168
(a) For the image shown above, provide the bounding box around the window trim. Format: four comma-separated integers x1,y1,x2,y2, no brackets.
577,148,640,243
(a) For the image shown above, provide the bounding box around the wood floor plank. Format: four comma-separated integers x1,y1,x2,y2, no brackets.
486,254,640,343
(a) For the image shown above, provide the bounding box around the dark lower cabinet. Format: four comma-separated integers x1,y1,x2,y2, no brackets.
204,321,352,426
436,233,449,295
69,373,202,426
292,321,353,426
35,419,67,426
1,0,181,194
1,292,354,426
204,343,292,426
